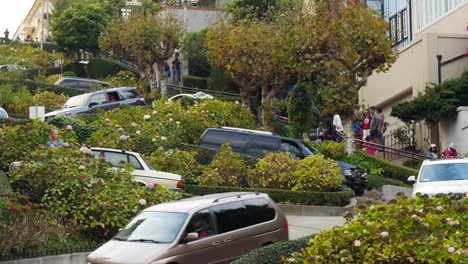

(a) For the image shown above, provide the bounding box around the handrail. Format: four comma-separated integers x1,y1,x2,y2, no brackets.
354,138,426,160
166,84,241,98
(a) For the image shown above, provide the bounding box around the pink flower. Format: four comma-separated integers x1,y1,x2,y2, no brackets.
436,206,443,211
381,231,389,238
78,165,85,170
120,135,128,141
448,247,455,253
65,125,73,130
147,183,155,189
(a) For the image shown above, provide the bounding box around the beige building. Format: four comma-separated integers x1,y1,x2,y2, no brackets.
360,0,468,154
13,0,52,42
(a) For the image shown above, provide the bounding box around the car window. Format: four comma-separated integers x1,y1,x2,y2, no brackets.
420,163,468,182
0,109,8,118
200,130,248,152
212,201,250,234
184,209,215,239
128,154,143,170
63,94,89,108
107,92,120,102
247,136,279,157
56,79,78,88
279,140,301,157
114,211,187,243
121,90,140,99
243,198,275,225
90,93,107,105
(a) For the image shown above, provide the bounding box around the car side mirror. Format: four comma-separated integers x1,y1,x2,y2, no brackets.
89,102,97,108
184,232,199,243
407,176,416,182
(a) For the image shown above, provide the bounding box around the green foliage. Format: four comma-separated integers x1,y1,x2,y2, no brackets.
0,171,12,194
287,83,313,138
0,85,35,117
182,29,211,77
358,152,419,183
32,91,68,112
197,144,246,187
87,58,140,79
392,71,468,125
233,236,313,264
290,195,468,263
313,140,346,160
391,122,417,151
225,0,279,23
367,174,410,190
102,70,138,88
184,185,352,206
248,152,299,190
0,79,86,97
47,116,99,144
293,155,342,192
145,147,200,184
10,147,180,238
261,98,289,136
62,71,77,77
52,1,113,54
182,75,209,90
0,45,65,69
207,67,240,93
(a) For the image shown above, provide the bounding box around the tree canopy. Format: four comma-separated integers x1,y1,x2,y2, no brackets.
182,29,211,77
224,0,279,23
391,71,468,125
51,1,112,55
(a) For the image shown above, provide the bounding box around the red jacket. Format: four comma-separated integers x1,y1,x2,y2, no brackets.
443,148,458,158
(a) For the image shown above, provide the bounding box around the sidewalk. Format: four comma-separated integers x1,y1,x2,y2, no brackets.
287,215,346,240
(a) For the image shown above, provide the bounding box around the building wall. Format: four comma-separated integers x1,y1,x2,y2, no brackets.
360,2,468,151
161,7,225,33
439,107,468,156
13,0,53,42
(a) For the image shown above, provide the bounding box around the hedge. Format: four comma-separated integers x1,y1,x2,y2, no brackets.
63,58,140,79
47,116,99,144
0,118,29,128
178,144,258,167
232,236,313,264
182,75,209,90
23,67,61,79
0,171,12,194
184,185,352,207
0,80,86,97
360,152,419,182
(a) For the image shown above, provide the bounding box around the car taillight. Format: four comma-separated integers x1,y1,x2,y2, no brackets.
177,181,183,190
284,221,288,230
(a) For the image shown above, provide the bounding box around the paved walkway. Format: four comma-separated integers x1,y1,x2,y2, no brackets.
287,215,346,240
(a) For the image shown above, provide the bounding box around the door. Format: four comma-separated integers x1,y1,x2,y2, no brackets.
88,93,108,113
246,136,280,158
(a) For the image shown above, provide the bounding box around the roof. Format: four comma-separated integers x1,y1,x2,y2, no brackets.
143,192,266,213
90,147,139,156
422,158,468,165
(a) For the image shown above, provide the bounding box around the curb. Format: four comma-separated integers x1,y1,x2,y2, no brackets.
278,197,356,216
0,252,89,264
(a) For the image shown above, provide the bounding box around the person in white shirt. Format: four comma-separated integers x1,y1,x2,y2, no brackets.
333,113,343,142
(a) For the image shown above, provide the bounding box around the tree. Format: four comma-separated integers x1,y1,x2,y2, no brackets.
99,13,184,94
225,0,279,23
181,29,211,77
51,1,112,55
287,83,314,138
51,0,125,18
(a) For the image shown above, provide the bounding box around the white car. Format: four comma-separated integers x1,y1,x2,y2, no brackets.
408,158,468,198
167,92,214,102
90,148,183,191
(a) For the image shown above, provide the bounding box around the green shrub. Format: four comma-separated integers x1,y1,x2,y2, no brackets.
233,236,314,264
64,58,139,79
289,195,468,263
0,79,86,97
182,75,208,90
10,147,180,239
62,71,77,77
261,98,289,136
47,116,99,144
247,153,299,190
287,82,313,138
293,155,342,192
145,147,200,184
367,174,410,189
184,185,352,206
102,70,138,88
0,171,12,194
360,152,419,182
32,91,68,112
198,144,246,187
314,140,347,160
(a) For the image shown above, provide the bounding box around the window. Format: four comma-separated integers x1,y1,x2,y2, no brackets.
107,92,120,102
200,130,248,152
212,201,250,233
279,140,301,157
121,90,139,99
185,209,215,239
415,0,468,31
57,79,78,88
389,8,408,48
128,154,143,170
244,198,275,225
90,93,107,105
247,136,279,157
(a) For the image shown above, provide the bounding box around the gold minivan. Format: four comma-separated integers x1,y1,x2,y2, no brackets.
87,192,288,264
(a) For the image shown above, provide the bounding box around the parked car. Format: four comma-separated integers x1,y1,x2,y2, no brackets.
90,148,183,191
0,107,8,118
198,127,368,195
87,192,288,264
44,87,145,119
168,92,214,102
408,158,468,198
54,77,112,90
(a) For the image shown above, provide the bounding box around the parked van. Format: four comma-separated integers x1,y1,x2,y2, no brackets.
198,127,368,195
87,192,288,264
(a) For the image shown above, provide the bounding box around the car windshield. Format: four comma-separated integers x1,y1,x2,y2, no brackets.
0,108,8,118
114,211,187,243
301,141,319,155
63,94,89,108
419,163,468,182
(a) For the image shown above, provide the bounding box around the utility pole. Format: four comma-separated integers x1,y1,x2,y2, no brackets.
40,0,46,50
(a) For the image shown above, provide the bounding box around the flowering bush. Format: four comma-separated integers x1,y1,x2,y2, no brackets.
146,147,200,184
288,194,468,263
10,147,180,238
33,91,68,112
247,153,299,190
313,140,347,160
293,155,342,192
102,70,138,88
197,144,246,187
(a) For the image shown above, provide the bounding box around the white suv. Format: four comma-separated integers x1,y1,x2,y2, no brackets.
408,159,468,198
90,148,183,191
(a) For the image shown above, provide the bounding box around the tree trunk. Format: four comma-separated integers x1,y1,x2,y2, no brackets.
239,89,252,112
148,63,159,92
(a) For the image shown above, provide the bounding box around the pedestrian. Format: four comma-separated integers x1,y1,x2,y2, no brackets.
172,53,181,85
442,143,458,158
316,122,325,141
362,110,371,140
333,112,343,142
164,60,171,82
426,144,438,159
363,135,377,155
369,106,380,145
45,129,69,148
353,119,361,139
377,108,385,149
325,114,335,141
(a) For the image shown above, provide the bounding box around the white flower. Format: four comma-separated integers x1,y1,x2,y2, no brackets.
136,130,141,135
287,258,295,262
131,122,137,127
436,206,443,211
152,110,158,115
366,222,372,226
176,121,180,125
120,135,128,141
448,247,455,253
105,118,110,123
353,240,361,247
381,231,389,238
161,136,167,141
411,214,418,218
429,235,434,240
235,101,240,104
65,125,73,130
168,118,173,122
139,199,147,205
78,165,85,170
143,114,151,120
152,138,157,142
117,128,124,133
418,209,424,213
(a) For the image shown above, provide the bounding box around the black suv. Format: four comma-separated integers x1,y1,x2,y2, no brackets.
44,87,145,119
199,127,367,195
